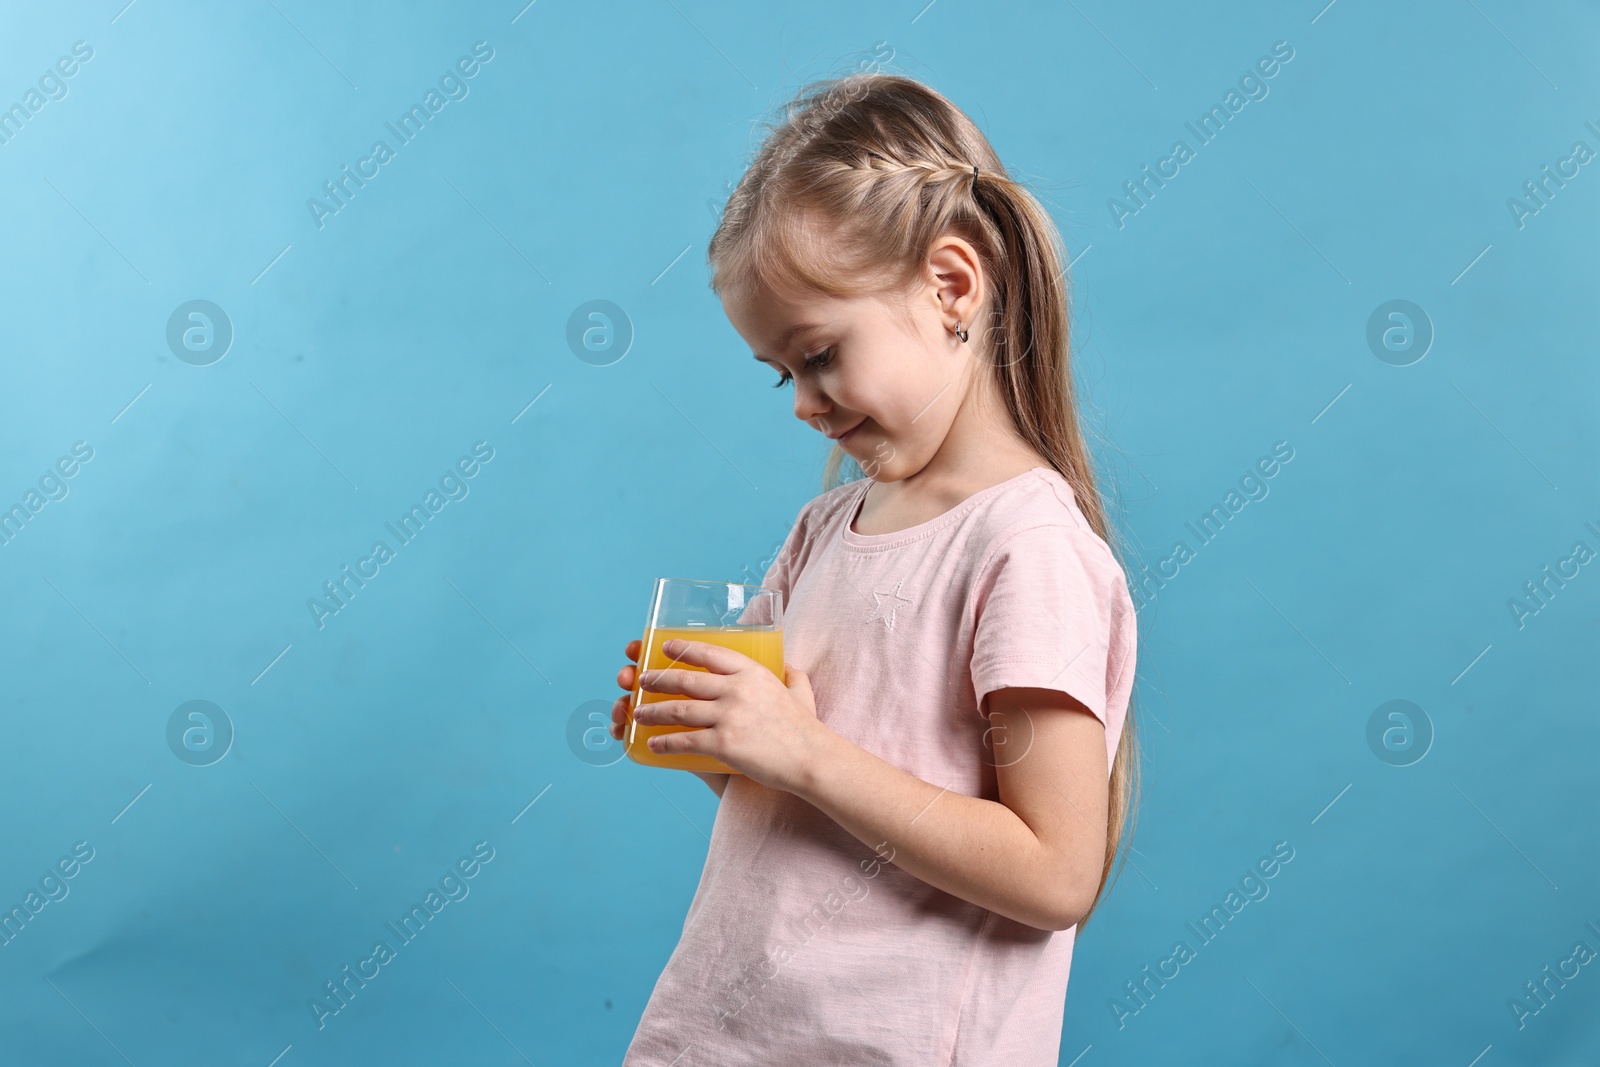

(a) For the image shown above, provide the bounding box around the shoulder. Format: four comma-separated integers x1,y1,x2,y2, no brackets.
767,478,864,578
791,477,866,535
971,468,1121,579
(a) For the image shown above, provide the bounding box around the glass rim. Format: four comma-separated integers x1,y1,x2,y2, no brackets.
653,576,781,594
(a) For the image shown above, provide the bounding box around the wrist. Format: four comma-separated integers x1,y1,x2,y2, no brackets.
787,720,848,801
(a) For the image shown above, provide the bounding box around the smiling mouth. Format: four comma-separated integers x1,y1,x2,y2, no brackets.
829,419,865,441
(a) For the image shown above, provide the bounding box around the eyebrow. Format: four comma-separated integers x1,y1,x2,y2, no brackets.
751,322,826,363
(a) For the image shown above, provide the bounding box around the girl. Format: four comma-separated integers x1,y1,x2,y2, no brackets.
610,72,1140,1066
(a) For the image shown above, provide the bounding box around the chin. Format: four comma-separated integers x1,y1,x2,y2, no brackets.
852,443,898,480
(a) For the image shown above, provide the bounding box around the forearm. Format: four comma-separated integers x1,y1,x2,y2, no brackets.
792,729,1073,931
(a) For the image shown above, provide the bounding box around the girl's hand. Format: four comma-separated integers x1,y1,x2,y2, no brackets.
631,637,829,795
610,638,644,742
611,640,733,799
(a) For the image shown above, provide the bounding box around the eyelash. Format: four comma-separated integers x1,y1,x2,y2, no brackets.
772,347,833,388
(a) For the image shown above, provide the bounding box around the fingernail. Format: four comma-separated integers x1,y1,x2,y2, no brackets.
640,669,658,684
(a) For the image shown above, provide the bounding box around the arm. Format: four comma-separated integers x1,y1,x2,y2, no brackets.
691,771,730,799
792,686,1109,931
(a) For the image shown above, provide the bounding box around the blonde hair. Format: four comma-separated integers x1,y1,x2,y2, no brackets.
708,72,1140,931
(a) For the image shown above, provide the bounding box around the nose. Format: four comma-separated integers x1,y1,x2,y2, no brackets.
793,379,832,432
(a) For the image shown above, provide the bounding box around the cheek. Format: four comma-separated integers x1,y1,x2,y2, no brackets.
863,378,930,431
839,362,909,415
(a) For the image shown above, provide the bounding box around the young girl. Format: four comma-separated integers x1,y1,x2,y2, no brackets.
610,72,1140,1066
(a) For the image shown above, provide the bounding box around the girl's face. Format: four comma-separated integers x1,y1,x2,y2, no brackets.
721,259,983,483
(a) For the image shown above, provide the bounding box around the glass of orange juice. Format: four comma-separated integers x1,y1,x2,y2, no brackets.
625,578,784,774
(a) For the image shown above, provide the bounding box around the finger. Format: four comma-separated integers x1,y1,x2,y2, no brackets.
617,662,638,692
632,699,717,728
657,637,751,675
611,695,628,739
638,665,724,700
646,723,708,756
625,638,641,663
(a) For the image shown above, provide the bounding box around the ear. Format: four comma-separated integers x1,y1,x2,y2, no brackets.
924,235,985,333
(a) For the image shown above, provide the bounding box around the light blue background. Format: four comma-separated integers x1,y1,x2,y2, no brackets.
1,1,1596,1064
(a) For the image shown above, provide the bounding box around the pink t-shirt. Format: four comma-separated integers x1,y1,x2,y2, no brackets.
623,465,1136,1067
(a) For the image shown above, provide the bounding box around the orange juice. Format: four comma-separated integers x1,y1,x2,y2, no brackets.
626,624,785,773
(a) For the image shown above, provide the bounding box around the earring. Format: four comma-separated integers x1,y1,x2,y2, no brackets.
954,319,969,343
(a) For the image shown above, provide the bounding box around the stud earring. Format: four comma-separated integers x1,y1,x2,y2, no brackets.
954,319,969,343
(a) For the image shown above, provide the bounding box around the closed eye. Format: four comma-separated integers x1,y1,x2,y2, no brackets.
772,347,833,388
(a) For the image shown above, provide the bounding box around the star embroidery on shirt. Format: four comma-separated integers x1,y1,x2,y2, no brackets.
865,576,914,631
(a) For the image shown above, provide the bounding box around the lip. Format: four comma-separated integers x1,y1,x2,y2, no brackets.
828,419,865,441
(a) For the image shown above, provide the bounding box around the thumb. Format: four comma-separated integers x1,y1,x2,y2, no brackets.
783,662,812,690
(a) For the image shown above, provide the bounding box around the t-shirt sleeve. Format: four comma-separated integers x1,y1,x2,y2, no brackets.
969,523,1120,727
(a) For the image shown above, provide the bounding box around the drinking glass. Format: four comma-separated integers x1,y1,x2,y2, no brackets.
625,578,784,773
